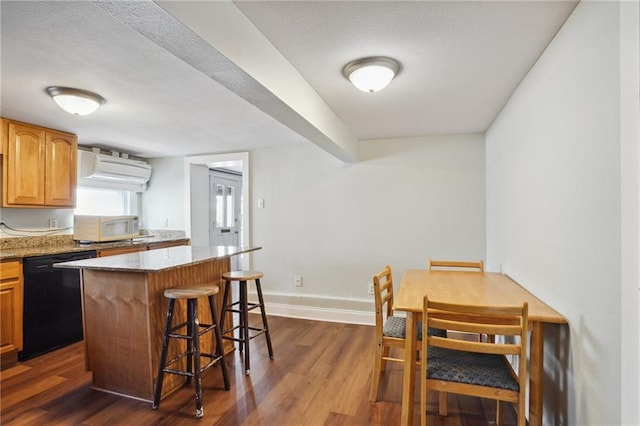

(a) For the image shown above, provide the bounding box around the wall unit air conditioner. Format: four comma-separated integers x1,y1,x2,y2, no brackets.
78,150,152,192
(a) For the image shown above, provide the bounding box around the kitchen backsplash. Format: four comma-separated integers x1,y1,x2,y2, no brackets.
0,229,186,249
0,207,75,236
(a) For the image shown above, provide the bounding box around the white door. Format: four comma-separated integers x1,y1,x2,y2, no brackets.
209,170,242,249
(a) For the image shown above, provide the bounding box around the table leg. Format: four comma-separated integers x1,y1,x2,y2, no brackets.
529,321,544,426
401,311,418,426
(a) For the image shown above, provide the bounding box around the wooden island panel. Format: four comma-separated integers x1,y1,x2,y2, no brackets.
80,253,235,402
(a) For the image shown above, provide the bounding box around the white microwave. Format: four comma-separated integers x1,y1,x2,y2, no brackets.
73,215,140,242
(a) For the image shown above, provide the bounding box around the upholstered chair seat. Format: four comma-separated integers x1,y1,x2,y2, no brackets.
427,347,520,391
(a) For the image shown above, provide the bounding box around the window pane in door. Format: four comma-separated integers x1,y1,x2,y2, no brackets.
215,184,224,227
225,186,235,227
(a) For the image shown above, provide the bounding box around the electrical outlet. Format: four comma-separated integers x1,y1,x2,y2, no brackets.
368,283,374,295
294,275,302,287
48,219,58,229
162,217,169,228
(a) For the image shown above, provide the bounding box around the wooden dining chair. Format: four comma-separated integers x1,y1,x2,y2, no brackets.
428,258,484,272
428,258,486,342
420,296,528,426
369,265,445,402
370,265,406,402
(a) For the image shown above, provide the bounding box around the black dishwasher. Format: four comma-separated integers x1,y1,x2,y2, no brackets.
19,250,97,361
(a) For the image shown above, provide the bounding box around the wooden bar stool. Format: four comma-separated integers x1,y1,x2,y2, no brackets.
219,270,274,375
152,284,230,418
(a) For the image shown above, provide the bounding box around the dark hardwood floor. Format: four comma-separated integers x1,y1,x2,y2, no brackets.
1,315,515,425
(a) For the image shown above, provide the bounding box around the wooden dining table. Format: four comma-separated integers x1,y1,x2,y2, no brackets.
394,269,567,426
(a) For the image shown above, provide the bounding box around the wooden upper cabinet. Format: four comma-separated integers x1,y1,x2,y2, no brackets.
4,122,46,206
2,119,77,208
45,131,77,206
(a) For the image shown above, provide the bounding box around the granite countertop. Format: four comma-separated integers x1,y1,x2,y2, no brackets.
0,234,190,261
54,245,261,273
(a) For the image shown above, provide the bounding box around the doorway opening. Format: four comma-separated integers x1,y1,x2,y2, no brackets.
184,152,250,270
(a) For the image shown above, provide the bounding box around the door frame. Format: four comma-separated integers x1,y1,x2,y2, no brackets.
183,152,250,270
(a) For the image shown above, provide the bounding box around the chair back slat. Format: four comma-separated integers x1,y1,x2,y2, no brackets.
428,335,521,356
428,258,484,272
429,317,523,337
428,300,520,316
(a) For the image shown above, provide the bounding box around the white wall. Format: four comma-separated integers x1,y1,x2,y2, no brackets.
619,0,640,423
143,156,186,230
0,207,74,236
251,134,485,311
486,1,636,424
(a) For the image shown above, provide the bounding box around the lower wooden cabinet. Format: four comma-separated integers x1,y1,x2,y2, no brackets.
1,260,23,369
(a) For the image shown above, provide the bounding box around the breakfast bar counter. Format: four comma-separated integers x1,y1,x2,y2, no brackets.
55,245,261,402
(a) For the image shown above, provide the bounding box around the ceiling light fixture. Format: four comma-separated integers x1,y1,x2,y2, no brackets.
46,86,106,116
342,57,401,93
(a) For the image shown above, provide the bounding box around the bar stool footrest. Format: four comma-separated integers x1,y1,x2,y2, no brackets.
222,303,260,313
163,362,218,378
245,302,261,311
248,328,267,340
167,322,217,340
221,327,267,343
221,324,243,336
162,352,224,378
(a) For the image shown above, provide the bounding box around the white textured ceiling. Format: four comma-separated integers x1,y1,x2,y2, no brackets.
235,0,578,140
0,0,578,159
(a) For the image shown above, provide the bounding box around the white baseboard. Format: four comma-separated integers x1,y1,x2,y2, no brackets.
245,291,375,326
260,302,374,326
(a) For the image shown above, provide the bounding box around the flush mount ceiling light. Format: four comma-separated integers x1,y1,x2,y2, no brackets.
46,86,106,116
342,57,401,93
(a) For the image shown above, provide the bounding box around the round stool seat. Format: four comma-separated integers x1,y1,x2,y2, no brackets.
222,270,263,281
164,284,219,300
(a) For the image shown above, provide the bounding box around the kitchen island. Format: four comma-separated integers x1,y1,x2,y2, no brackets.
55,245,260,402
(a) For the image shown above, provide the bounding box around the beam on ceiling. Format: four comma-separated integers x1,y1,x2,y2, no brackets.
94,0,359,162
